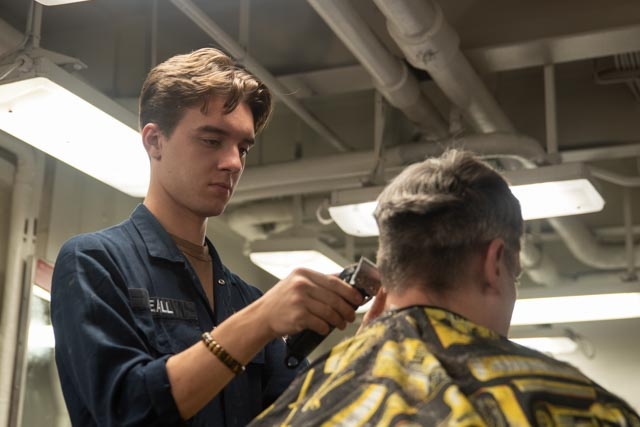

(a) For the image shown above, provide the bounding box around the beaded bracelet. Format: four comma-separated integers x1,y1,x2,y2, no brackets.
201,331,245,375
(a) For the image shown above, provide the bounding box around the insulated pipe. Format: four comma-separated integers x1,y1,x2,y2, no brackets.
373,0,514,133
561,142,640,163
0,134,43,427
548,216,640,270
590,166,640,187
307,0,449,140
545,166,640,270
169,0,350,152
520,238,566,286
234,132,546,203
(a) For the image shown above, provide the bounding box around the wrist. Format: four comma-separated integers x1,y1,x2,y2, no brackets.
242,296,281,342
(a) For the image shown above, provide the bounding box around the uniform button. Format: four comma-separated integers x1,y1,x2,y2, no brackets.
217,279,226,285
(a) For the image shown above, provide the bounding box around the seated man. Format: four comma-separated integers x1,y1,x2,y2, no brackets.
250,149,640,426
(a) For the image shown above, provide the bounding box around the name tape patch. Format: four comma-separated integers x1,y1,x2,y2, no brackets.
128,288,198,320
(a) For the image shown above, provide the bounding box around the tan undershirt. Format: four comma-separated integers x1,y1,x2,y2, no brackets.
170,234,214,310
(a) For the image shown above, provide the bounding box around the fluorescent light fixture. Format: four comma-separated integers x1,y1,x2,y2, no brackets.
328,186,383,237
511,292,640,325
0,56,148,197
28,323,55,349
328,163,605,236
504,163,605,221
32,285,51,302
249,237,350,279
36,0,92,5
329,202,378,237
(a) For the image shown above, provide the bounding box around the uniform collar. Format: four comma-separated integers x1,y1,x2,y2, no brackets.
130,204,186,263
130,204,229,278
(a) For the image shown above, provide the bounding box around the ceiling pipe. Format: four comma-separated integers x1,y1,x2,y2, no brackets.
0,133,44,427
234,132,546,204
307,0,449,140
169,0,351,152
544,166,640,270
520,238,566,286
373,0,514,134
561,142,640,163
548,216,640,270
590,166,640,187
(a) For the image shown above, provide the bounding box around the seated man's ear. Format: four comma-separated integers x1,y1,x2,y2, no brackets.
483,238,507,292
141,123,163,160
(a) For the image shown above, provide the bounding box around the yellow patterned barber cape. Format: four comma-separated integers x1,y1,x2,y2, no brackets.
250,306,640,427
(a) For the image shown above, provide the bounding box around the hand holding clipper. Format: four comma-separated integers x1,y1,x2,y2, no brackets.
284,257,381,368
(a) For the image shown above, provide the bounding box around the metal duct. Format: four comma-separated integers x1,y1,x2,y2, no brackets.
373,0,514,134
307,0,449,140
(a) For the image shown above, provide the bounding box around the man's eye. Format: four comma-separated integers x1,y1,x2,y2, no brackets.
202,139,221,146
239,147,250,157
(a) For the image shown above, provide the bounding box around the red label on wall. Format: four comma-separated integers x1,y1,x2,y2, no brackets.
34,258,54,293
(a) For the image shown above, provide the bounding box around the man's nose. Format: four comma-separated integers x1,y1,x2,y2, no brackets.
219,146,243,172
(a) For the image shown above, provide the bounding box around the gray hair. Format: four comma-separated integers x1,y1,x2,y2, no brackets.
374,149,523,293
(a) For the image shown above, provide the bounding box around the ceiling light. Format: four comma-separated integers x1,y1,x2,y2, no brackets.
327,163,605,236
328,201,378,237
504,163,605,221
36,0,91,5
28,323,55,349
249,237,350,279
32,285,51,302
328,186,383,237
511,292,640,325
0,56,148,197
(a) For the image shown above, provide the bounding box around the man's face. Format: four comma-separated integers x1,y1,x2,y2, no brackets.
153,97,255,218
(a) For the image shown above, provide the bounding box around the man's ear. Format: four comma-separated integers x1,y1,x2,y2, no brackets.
141,123,163,160
483,238,506,293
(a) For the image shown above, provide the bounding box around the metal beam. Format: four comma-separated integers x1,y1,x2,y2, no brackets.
467,24,640,73
170,0,351,152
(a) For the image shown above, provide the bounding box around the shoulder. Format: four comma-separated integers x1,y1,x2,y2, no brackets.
58,220,133,257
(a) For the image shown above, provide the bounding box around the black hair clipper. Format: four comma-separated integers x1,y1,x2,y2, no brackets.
284,257,381,369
